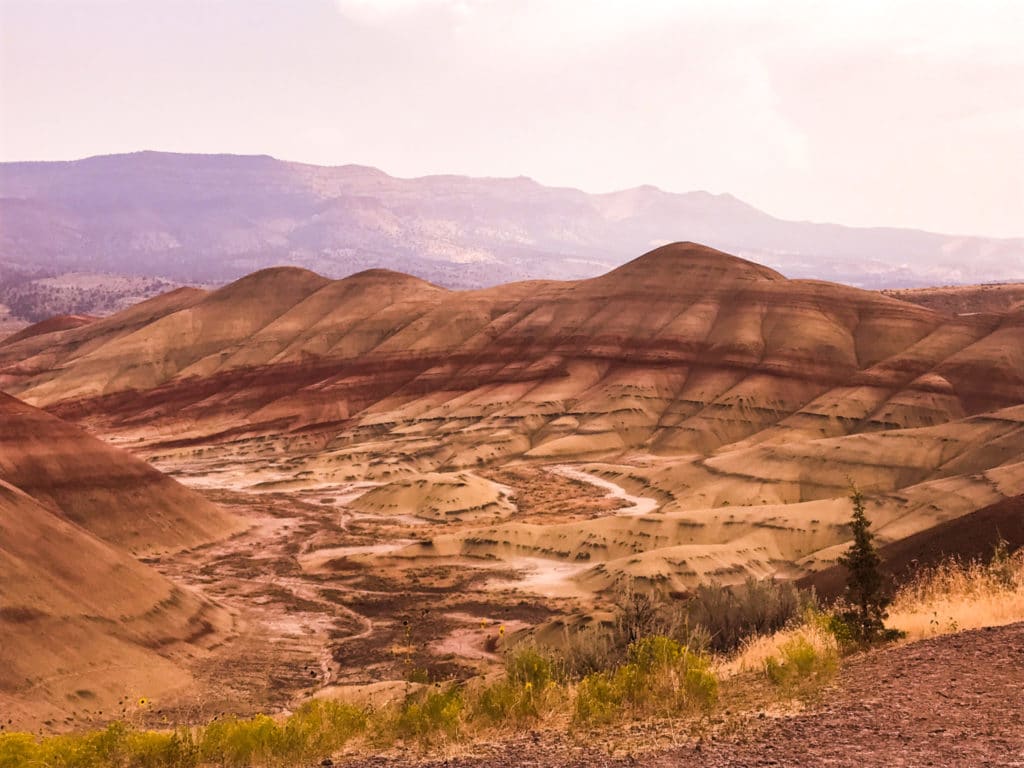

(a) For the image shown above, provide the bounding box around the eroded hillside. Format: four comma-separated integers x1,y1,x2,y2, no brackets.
0,394,241,728
2,243,1023,592
3,242,1024,730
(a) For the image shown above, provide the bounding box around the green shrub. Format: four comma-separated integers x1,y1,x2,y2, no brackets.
394,686,464,745
199,710,364,767
1,702,365,768
505,645,558,689
473,679,542,725
0,733,39,768
121,728,198,768
824,611,860,653
573,672,620,724
281,699,367,759
764,634,838,693
37,729,110,768
1,723,199,768
471,645,563,725
572,636,717,724
199,714,289,767
625,636,718,713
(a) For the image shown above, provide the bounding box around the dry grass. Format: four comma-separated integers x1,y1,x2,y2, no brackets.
720,609,839,680
724,545,1024,679
888,544,1024,641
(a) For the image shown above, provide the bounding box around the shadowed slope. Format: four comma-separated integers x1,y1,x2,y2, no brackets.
799,493,1024,599
0,394,237,728
0,479,229,729
0,314,96,346
0,392,239,554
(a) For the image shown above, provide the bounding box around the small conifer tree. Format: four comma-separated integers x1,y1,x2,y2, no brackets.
837,486,896,643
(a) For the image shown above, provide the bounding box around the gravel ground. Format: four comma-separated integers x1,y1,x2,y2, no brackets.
340,622,1024,768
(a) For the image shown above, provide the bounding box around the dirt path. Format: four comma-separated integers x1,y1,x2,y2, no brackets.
552,466,659,516
348,622,1024,768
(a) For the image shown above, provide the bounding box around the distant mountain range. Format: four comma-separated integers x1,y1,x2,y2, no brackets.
1,151,1022,308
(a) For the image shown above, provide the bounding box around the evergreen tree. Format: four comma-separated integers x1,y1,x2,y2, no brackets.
837,486,894,643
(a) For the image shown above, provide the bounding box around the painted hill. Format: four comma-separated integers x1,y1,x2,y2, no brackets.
0,393,238,727
0,480,231,729
0,392,239,554
0,314,96,345
2,242,1023,596
3,242,1019,440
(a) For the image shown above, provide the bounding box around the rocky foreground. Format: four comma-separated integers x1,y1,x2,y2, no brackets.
347,622,1024,768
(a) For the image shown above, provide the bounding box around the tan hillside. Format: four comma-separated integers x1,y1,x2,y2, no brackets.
0,313,96,346
0,392,240,554
350,472,515,522
0,286,207,396
0,391,240,729
0,483,230,729
0,479,231,729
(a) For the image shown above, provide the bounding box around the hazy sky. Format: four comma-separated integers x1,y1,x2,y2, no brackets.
1,0,1022,237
